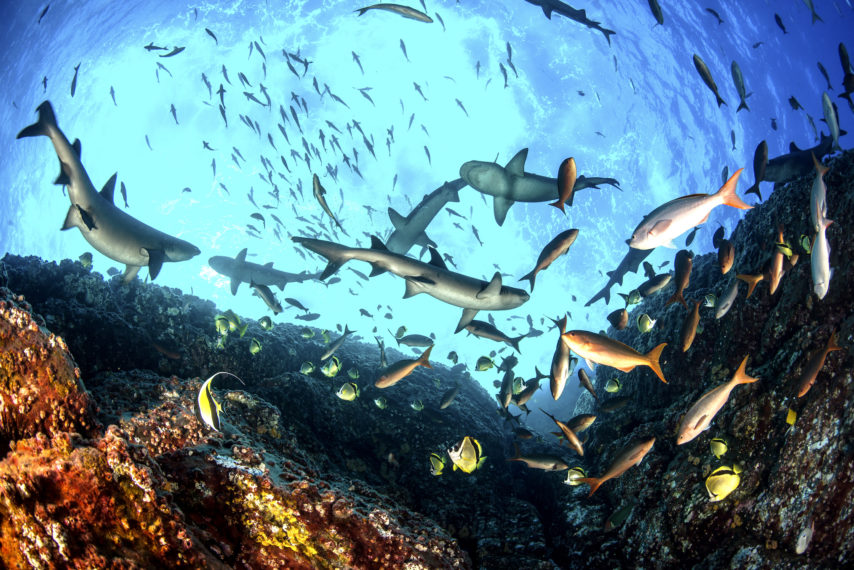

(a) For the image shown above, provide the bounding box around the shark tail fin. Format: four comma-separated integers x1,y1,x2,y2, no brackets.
737,99,749,113
601,28,616,46
519,269,537,292
716,94,727,108
717,169,750,210
510,335,525,353
17,101,57,139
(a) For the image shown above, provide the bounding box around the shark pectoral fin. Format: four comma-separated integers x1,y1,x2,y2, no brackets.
230,278,240,295
99,173,118,204
415,231,437,249
388,207,406,229
122,265,141,283
145,248,165,280
477,272,503,300
505,148,528,176
540,6,553,19
403,276,433,298
493,197,515,226
61,204,82,231
427,247,448,270
370,235,390,251
235,248,248,263
455,308,479,333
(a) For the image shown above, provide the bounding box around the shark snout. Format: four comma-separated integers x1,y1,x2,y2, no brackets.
166,240,201,262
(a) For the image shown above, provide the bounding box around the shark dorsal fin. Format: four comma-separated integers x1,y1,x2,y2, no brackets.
370,235,389,251
72,138,81,157
388,208,406,230
477,272,503,299
505,148,528,176
789,142,801,152
264,262,274,268
427,247,447,270
235,248,248,263
100,173,118,203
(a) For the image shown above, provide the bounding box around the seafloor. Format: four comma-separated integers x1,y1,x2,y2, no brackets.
0,150,852,569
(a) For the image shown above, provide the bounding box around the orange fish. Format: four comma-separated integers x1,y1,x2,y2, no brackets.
718,239,734,274
550,157,577,213
578,437,655,496
375,346,432,388
561,330,667,383
769,225,785,294
681,300,701,352
797,333,843,397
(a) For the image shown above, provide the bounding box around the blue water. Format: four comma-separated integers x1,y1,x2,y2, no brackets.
0,0,850,405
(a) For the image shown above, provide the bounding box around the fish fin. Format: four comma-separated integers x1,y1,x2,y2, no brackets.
455,308,479,333
505,148,528,176
264,261,274,268
427,247,447,270
540,6,553,18
826,332,843,354
548,199,566,213
122,265,140,283
493,196,515,226
665,291,687,309
732,355,759,384
403,276,429,298
649,219,672,237
578,477,603,497
418,345,433,368
388,207,405,229
737,100,749,112
146,248,165,280
368,264,387,277
415,231,437,249
477,272,503,300
519,269,536,292
585,358,596,371
99,173,118,204
510,335,525,353
16,100,57,139
53,139,81,185
645,343,668,383
370,235,389,251
235,248,248,263
789,142,801,152
692,415,708,432
717,169,750,209
60,204,81,230
811,152,829,176
230,278,240,296
744,183,762,201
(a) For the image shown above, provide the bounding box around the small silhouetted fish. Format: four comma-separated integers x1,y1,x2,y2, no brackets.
38,4,49,24
705,8,723,24
774,13,787,34
70,63,80,97
205,28,217,43
789,96,803,111
296,313,320,323
160,46,186,57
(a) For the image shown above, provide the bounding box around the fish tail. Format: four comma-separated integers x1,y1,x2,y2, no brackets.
548,199,566,214
578,477,603,497
510,335,525,353
732,355,759,385
519,270,536,292
717,168,751,210
645,343,668,383
665,291,687,308
418,345,433,369
17,100,57,139
826,332,843,354
811,152,829,176
716,94,727,108
737,100,749,112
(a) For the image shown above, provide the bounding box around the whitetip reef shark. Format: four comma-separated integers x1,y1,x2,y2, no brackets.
17,101,200,281
208,248,320,295
460,148,619,226
385,178,466,255
293,235,530,332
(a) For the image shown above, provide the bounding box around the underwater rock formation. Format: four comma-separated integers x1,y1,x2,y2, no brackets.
563,150,854,567
0,150,851,568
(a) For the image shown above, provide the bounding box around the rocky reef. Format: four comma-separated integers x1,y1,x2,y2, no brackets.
1,150,852,569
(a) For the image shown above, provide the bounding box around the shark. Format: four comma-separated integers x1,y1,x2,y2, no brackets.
385,178,466,255
17,101,200,281
292,235,530,332
460,148,620,225
763,133,840,186
523,0,616,45
209,248,320,295
585,246,653,307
